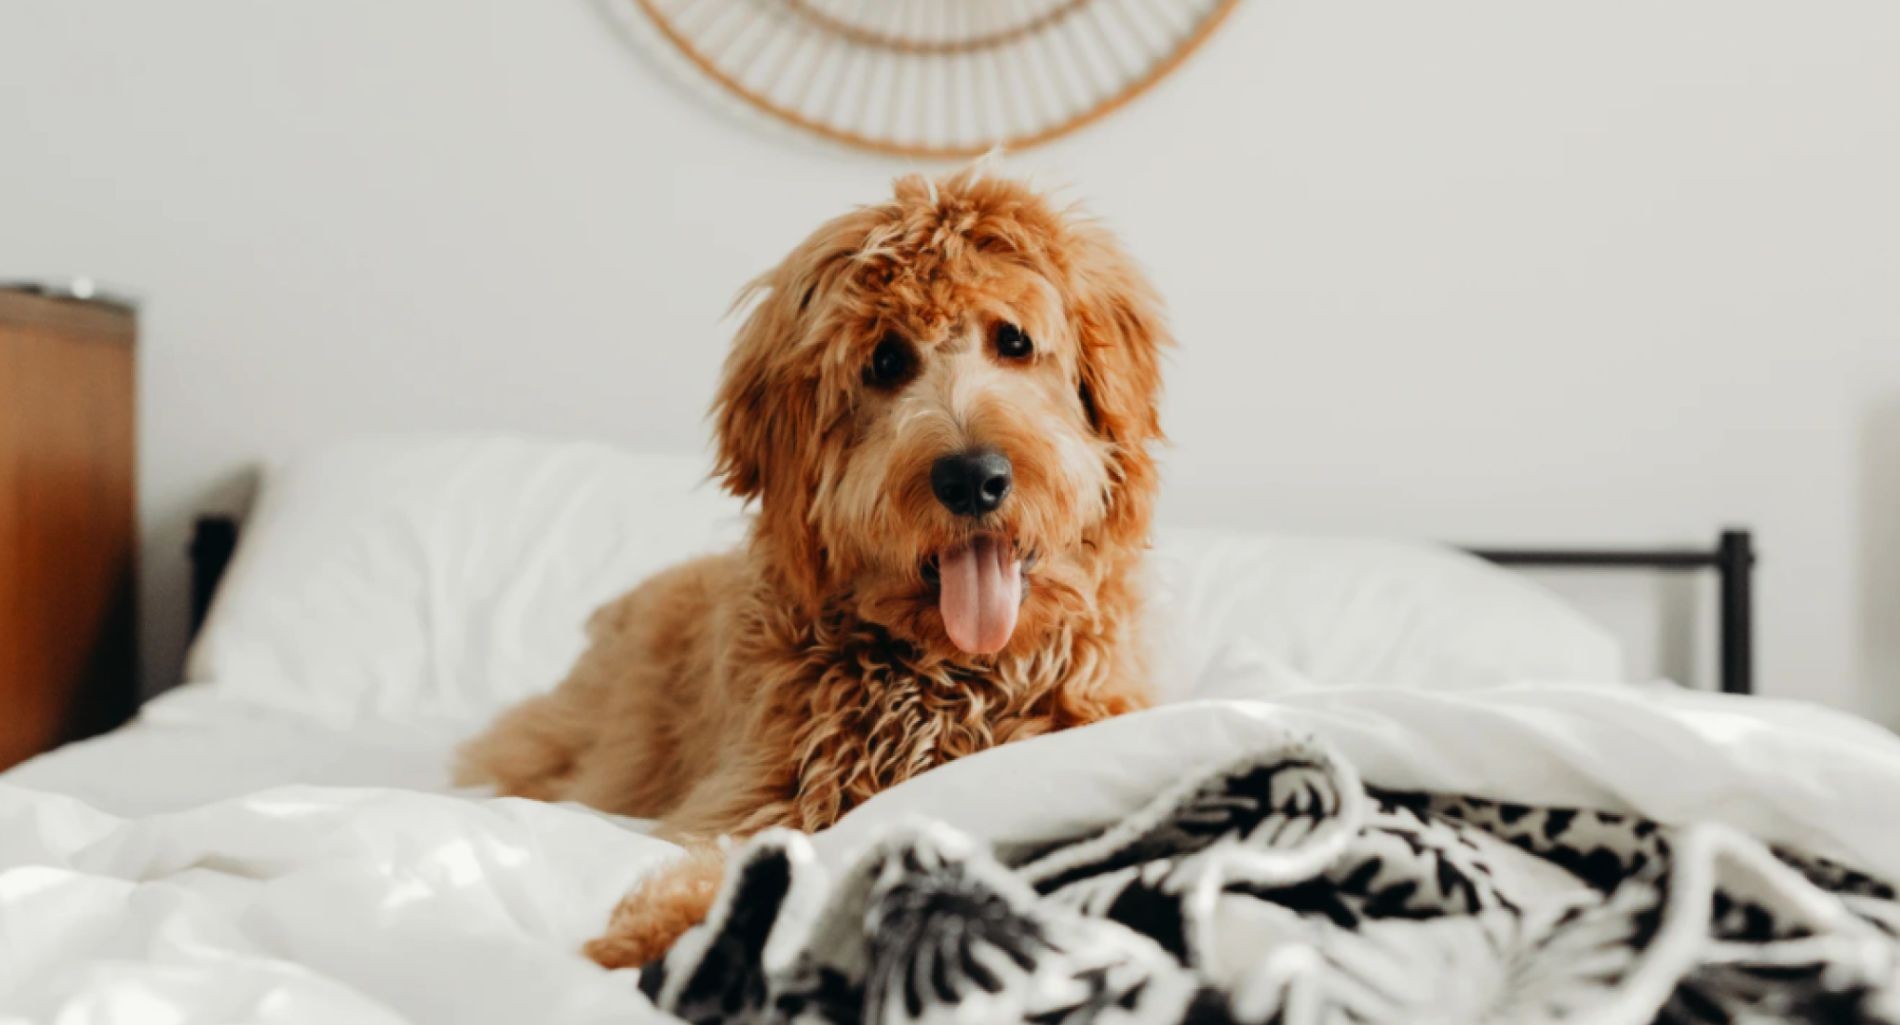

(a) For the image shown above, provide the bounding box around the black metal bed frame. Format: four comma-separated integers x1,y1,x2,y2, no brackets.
1464,529,1755,695
184,518,1755,696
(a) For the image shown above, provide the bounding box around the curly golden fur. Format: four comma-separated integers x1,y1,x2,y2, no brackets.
455,167,1171,969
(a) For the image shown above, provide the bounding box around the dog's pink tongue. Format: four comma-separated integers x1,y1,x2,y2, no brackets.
938,537,1022,655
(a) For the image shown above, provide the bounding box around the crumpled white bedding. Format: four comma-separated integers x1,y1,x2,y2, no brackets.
3,686,463,818
11,680,1900,1025
5,683,1900,1024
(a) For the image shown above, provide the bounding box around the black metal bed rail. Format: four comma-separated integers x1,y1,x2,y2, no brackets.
1465,529,1755,696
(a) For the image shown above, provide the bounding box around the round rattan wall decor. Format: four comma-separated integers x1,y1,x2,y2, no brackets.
632,0,1242,159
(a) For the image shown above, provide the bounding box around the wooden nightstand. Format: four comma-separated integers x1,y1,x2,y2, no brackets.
0,286,138,770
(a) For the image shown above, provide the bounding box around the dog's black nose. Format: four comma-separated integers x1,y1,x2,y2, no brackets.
931,449,1013,517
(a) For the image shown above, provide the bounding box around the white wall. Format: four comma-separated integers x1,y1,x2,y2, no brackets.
4,0,1898,718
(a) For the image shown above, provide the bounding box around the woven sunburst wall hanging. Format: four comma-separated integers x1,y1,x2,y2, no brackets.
632,0,1241,158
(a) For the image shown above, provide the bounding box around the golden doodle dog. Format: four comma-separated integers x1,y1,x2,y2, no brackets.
455,167,1170,968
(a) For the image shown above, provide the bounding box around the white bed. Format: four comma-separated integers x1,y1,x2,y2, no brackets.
4,435,1897,1024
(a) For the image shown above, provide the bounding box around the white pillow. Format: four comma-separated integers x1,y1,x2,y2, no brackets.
1144,527,1624,703
187,434,748,729
188,434,1621,729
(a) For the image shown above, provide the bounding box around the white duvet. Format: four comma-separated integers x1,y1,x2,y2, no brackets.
5,682,1900,1025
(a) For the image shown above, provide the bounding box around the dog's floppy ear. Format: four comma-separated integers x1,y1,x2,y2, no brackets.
712,215,871,608
1065,221,1170,541
711,277,809,503
713,205,874,502
710,273,828,608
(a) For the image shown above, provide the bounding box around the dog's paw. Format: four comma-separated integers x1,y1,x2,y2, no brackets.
584,849,727,969
583,926,679,971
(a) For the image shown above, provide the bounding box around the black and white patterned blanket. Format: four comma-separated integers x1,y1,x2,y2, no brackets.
639,735,1900,1024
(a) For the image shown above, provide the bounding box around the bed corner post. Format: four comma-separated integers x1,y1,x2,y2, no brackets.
1717,529,1755,696
189,515,240,638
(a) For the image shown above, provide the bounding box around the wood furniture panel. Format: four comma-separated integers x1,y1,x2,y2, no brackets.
0,289,138,770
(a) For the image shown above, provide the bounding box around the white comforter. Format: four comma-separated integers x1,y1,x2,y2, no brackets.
4,683,1899,1025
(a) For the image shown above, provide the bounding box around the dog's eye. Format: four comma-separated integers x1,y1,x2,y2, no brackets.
994,323,1033,361
864,333,915,390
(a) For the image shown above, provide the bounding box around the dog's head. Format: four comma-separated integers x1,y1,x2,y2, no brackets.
713,169,1168,659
